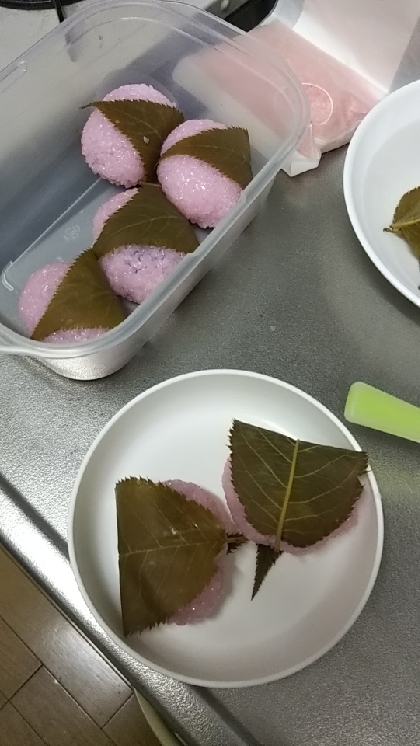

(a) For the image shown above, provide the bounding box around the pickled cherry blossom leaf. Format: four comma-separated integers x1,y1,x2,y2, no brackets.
160,127,252,188
393,224,420,258
31,249,126,341
92,185,199,258
229,420,368,552
116,478,227,635
389,186,420,229
252,544,279,599
85,99,184,181
385,186,420,257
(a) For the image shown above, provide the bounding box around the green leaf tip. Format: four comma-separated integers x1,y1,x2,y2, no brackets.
252,544,279,599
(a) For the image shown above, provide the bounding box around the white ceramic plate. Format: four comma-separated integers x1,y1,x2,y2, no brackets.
68,370,383,687
344,79,420,308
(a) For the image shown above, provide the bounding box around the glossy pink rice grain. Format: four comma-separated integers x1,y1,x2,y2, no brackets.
157,119,242,229
82,84,175,187
165,480,234,625
18,261,106,343
93,189,184,304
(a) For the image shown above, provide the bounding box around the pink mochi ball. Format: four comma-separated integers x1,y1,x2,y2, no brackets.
93,189,184,304
157,119,243,229
18,262,105,344
165,480,234,625
222,459,359,555
82,84,175,188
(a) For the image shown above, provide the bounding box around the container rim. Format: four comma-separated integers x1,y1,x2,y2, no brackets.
0,0,309,360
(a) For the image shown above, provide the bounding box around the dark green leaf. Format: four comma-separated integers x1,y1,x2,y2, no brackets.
390,186,420,228
160,127,252,189
393,224,420,258
85,99,184,181
92,185,199,259
229,420,368,552
116,478,227,635
252,544,279,599
31,249,126,341
226,533,247,554
385,186,420,257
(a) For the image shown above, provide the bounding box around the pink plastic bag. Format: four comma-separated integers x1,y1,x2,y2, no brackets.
187,20,380,175
258,0,420,173
245,22,381,175
174,0,420,175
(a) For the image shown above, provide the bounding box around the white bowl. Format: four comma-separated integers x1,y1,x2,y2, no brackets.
344,80,420,307
68,370,383,687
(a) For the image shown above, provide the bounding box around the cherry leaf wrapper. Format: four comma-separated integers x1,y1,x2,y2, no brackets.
160,126,252,189
226,534,248,554
116,478,227,635
92,185,199,260
31,250,126,342
252,545,278,600
229,420,368,597
84,99,184,182
385,186,420,258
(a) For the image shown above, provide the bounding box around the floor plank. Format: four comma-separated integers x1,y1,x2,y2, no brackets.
0,615,40,698
0,549,131,727
12,666,114,746
0,703,46,746
104,695,162,746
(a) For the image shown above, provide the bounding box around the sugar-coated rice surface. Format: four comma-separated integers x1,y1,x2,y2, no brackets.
158,119,242,229
165,479,232,625
93,189,184,304
82,84,174,187
19,261,70,335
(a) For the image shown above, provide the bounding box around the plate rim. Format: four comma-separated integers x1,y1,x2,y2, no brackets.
343,78,420,309
68,369,384,688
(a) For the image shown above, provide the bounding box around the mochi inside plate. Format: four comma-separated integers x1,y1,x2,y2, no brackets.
68,370,383,687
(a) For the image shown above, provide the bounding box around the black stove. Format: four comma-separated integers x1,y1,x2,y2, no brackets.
0,0,80,21
0,0,275,30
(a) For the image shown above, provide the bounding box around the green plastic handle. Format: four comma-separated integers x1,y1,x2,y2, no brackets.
345,382,420,443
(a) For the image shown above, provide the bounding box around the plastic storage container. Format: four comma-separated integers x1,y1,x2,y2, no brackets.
0,0,308,380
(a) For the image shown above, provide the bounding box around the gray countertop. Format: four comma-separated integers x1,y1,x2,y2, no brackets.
2,4,420,744
1,144,420,745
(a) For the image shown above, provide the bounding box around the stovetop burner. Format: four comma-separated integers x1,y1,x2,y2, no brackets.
0,0,80,21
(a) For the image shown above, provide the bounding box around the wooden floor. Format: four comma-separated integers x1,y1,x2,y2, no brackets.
0,546,162,745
